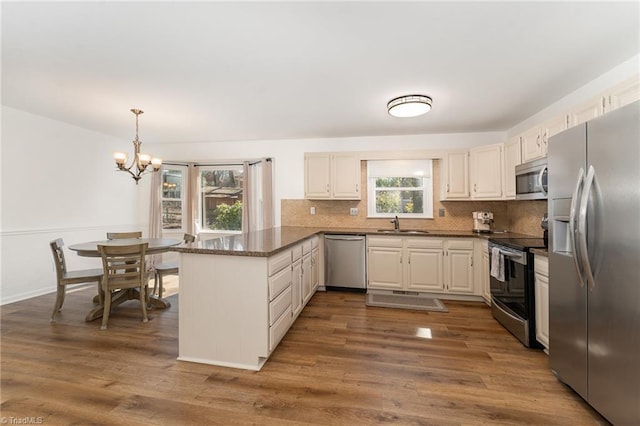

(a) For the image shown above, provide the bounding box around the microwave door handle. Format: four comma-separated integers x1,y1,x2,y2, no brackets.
569,167,586,288
538,166,548,196
578,165,597,291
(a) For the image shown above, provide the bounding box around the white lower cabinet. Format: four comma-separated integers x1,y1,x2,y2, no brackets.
367,236,477,297
534,254,549,352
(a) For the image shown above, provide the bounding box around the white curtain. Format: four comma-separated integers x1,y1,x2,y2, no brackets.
185,163,199,237
148,169,162,268
242,158,275,233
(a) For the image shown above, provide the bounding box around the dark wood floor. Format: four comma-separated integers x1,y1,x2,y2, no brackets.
1,286,606,425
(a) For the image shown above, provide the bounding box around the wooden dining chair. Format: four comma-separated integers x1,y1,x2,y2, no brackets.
98,242,149,330
153,233,196,298
49,239,103,323
106,231,142,240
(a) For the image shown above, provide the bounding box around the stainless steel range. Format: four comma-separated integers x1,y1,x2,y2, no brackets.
488,237,546,348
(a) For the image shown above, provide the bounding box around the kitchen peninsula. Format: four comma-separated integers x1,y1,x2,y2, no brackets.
173,226,534,370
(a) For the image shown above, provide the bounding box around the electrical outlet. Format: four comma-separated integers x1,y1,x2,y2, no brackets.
310,207,316,215
350,207,358,216
439,208,445,217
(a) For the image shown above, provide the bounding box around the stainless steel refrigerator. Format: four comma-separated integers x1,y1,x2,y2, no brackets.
548,100,640,425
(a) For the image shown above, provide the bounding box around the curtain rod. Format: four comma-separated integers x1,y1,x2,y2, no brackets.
163,158,271,167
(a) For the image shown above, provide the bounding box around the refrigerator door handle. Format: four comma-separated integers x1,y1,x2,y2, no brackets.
569,167,586,288
578,165,597,291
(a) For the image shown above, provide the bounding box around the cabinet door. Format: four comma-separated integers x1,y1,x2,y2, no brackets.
445,246,474,293
607,75,640,112
304,153,331,199
406,248,443,291
535,256,549,350
311,247,319,292
570,95,604,127
442,151,469,199
482,244,490,304
541,114,568,156
470,143,503,199
504,138,521,199
367,246,403,290
331,153,361,199
291,259,302,317
520,127,543,162
302,253,312,304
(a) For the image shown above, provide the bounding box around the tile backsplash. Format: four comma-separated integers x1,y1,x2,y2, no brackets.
282,160,547,236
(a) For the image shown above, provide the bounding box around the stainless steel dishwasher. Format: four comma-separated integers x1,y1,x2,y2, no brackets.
324,234,366,291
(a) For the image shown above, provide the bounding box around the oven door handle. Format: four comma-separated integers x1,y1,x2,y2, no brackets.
569,167,586,288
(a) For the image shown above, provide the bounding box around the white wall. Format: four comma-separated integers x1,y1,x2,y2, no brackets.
145,131,505,227
1,106,141,304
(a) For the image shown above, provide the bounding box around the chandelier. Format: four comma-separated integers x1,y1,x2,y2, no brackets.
113,109,162,184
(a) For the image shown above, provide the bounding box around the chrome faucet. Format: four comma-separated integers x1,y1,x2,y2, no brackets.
390,215,400,231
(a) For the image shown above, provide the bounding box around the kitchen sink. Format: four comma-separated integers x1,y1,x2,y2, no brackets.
377,229,429,234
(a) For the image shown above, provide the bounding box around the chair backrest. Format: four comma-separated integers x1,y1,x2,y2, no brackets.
99,243,148,291
106,231,142,240
183,233,196,243
50,238,67,281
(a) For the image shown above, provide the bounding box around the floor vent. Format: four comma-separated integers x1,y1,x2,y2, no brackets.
365,293,448,312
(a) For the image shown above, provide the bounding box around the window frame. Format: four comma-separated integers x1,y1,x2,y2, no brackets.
366,160,434,219
197,165,244,235
160,166,187,232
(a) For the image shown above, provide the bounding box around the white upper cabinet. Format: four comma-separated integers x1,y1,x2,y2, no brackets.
470,143,503,199
304,152,361,200
440,151,469,200
504,137,521,199
331,153,361,199
570,95,605,127
304,153,331,198
520,126,544,163
606,75,640,112
541,114,568,156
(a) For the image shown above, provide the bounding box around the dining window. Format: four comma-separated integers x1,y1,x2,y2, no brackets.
199,166,244,232
161,167,185,230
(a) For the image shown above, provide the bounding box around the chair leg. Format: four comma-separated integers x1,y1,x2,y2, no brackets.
158,273,164,299
101,290,112,331
139,285,149,323
153,272,159,297
50,285,65,322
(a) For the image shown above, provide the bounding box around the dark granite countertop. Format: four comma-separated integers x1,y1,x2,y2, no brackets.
172,226,539,257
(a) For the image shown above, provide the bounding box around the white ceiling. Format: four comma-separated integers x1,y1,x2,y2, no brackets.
2,1,639,144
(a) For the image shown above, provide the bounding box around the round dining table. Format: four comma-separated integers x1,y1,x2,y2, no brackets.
69,237,182,321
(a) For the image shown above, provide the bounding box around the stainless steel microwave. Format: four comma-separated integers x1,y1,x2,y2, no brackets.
515,157,547,200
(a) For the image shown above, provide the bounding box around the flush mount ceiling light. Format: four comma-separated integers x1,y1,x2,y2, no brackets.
387,95,432,118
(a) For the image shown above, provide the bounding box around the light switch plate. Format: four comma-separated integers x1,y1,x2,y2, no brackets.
350,207,358,216
310,207,316,215
439,208,445,217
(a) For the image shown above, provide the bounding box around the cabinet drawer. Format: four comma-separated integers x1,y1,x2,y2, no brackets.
269,286,292,326
406,238,443,249
367,236,403,248
269,306,292,352
292,243,303,261
268,266,292,300
310,236,319,249
446,239,474,250
268,250,291,276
